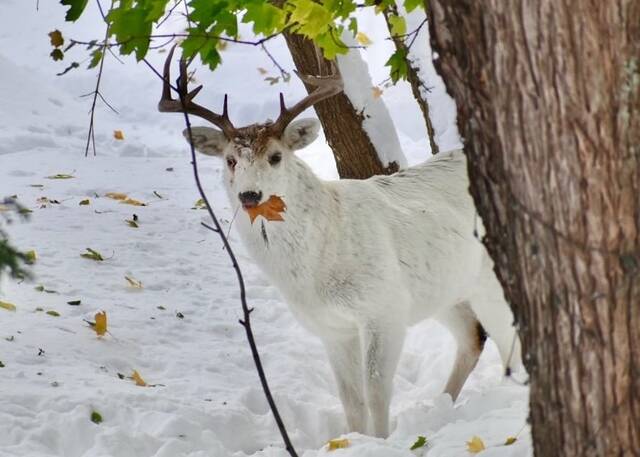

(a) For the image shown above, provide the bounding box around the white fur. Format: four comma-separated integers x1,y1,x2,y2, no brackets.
187,119,521,438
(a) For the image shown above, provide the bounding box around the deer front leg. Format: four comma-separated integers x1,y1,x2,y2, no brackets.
360,322,405,438
324,334,367,434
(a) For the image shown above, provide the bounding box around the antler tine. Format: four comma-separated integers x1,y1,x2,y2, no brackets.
268,63,344,138
157,45,237,139
159,44,178,107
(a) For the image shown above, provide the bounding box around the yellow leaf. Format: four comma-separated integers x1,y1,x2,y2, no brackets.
125,219,139,228
46,174,74,179
0,301,17,312
121,198,146,206
132,370,147,386
94,311,107,336
46,310,60,317
105,192,128,200
113,130,125,140
504,436,517,446
125,276,143,288
48,30,64,47
192,198,206,210
356,32,372,46
79,199,90,206
327,438,349,450
372,86,383,99
245,195,286,224
466,436,486,454
25,249,37,264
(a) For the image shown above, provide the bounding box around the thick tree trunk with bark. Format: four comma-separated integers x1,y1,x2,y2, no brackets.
283,33,400,179
428,1,640,456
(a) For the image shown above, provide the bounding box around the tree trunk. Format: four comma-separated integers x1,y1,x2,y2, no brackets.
283,33,401,179
428,2,640,456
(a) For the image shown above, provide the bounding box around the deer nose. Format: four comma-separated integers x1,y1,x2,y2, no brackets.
238,191,262,208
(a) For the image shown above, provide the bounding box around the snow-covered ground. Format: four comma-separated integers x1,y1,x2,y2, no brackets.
0,1,530,456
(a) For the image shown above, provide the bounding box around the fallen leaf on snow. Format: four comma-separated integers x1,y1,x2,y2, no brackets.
46,310,60,317
327,438,349,450
94,311,107,336
105,192,128,200
0,301,17,312
25,250,37,264
410,435,428,450
245,195,286,224
125,276,143,288
131,370,147,386
504,436,517,446
90,411,103,424
466,436,486,454
372,86,384,99
121,198,146,206
46,174,74,179
81,248,104,261
79,199,90,206
113,130,125,140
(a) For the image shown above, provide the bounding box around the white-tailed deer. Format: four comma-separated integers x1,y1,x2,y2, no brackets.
159,48,521,438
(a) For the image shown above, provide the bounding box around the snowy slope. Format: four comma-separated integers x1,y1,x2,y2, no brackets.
0,1,531,456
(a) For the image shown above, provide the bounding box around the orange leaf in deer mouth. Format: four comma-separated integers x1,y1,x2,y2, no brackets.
245,195,286,224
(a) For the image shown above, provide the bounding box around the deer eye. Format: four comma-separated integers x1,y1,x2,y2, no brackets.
226,156,237,170
268,152,282,166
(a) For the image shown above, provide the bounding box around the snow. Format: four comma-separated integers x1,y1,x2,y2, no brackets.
400,8,463,154
337,32,407,169
0,1,530,456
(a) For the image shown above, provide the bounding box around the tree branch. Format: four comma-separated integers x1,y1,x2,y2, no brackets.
160,64,300,457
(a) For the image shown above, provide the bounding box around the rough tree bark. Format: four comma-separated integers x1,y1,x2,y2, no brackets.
428,1,640,456
283,33,400,179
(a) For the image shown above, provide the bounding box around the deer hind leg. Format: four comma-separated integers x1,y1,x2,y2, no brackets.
435,302,487,401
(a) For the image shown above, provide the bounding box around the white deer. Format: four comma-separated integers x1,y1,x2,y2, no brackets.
159,49,521,438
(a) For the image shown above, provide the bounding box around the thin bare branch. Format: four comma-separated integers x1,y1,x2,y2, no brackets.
147,56,299,456
84,0,114,156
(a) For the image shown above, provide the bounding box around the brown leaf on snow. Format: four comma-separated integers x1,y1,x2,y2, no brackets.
131,370,147,386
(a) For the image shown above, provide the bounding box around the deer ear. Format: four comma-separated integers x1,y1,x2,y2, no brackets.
282,118,320,151
183,127,228,157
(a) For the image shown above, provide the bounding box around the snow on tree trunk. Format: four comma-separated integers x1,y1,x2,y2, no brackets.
283,32,406,179
389,4,462,155
429,1,640,456
383,5,439,155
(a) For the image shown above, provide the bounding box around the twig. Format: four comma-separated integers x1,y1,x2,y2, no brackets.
261,43,290,82
156,0,183,29
70,30,285,50
84,0,113,156
166,63,299,456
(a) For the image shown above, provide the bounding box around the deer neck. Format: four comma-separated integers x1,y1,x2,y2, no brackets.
232,157,336,284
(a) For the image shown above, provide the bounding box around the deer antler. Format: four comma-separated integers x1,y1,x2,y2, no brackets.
267,61,344,138
158,45,238,139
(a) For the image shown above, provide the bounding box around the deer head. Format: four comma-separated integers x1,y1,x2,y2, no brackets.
158,46,343,209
